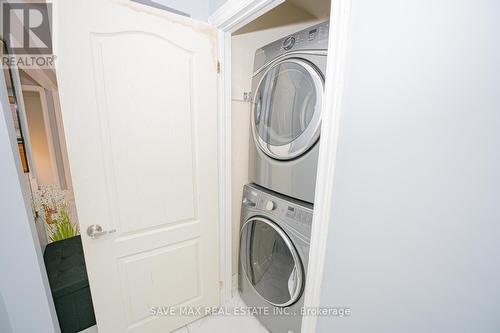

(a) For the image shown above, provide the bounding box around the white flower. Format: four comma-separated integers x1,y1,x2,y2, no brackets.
33,184,71,224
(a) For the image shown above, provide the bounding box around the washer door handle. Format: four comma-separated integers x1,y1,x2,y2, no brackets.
242,197,256,207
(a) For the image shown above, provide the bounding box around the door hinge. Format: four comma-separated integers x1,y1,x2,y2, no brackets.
219,280,224,289
217,60,221,74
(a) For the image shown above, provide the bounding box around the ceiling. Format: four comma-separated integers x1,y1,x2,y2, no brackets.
287,0,331,19
234,0,330,35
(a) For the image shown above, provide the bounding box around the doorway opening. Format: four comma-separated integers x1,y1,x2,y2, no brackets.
1,40,96,333
226,1,331,333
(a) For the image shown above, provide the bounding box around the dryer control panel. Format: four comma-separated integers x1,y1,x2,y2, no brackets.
253,20,329,72
279,22,329,52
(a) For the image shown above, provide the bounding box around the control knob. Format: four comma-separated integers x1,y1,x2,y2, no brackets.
265,200,276,211
282,36,295,50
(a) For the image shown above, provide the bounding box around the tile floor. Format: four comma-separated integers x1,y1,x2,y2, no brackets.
79,325,97,333
174,294,269,333
79,294,269,333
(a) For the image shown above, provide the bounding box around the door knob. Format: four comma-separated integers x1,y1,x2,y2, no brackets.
86,224,116,239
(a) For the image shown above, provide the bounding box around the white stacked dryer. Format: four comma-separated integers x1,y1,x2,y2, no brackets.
249,21,329,204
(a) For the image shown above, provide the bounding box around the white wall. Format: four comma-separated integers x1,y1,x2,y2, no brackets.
317,0,500,332
209,0,227,15
231,2,321,279
0,295,13,333
0,70,59,332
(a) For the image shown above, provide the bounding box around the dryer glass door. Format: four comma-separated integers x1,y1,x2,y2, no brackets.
253,59,323,160
240,217,303,307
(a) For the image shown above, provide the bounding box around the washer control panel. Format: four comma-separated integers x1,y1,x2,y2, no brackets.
265,200,276,211
242,184,313,239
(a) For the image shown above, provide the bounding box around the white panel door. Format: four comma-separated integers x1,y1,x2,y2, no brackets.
54,1,219,332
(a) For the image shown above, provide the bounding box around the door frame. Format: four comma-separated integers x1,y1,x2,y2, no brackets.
208,0,286,305
21,84,61,187
20,69,74,191
2,41,38,181
210,1,352,332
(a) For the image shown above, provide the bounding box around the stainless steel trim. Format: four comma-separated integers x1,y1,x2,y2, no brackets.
253,49,327,77
240,217,304,307
251,58,324,160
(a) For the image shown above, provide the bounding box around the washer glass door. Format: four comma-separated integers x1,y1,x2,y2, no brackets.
253,59,323,160
240,217,303,307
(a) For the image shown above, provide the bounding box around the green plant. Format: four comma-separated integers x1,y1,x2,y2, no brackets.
34,185,80,242
49,207,79,242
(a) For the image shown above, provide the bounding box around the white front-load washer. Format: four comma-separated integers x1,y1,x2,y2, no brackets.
249,21,329,203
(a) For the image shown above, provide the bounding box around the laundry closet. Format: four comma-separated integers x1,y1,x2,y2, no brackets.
229,1,330,332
